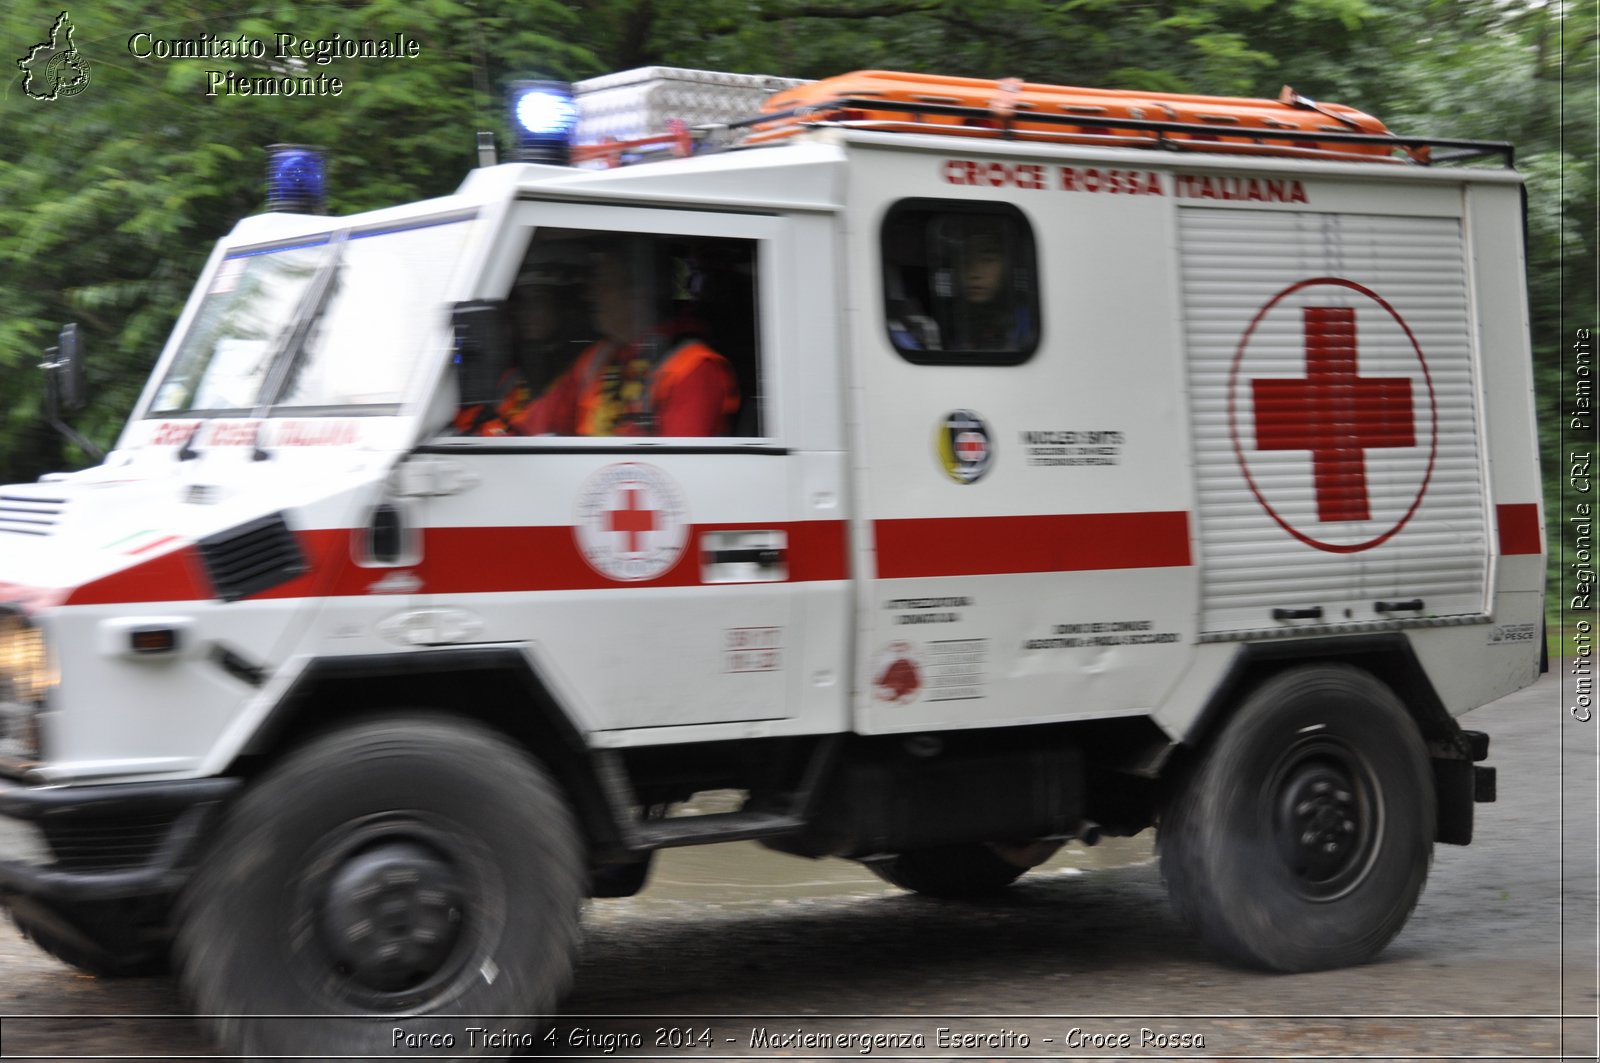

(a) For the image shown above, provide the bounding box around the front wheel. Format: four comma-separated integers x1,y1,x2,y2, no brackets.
1159,665,1434,972
177,715,584,1059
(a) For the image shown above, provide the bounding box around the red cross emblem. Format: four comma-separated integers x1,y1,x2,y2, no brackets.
575,462,688,581
1228,278,1438,555
606,485,658,553
1252,307,1415,522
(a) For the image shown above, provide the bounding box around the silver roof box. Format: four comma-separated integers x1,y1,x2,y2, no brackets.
574,66,809,144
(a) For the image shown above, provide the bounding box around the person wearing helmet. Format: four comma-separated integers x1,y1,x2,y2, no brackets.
454,239,591,435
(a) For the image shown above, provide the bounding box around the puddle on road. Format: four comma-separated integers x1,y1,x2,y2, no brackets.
597,831,1155,912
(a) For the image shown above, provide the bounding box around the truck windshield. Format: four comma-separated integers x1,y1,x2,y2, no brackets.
149,214,472,415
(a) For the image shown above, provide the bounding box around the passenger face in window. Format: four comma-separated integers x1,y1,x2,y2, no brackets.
946,224,1025,352
511,284,559,346
960,234,1007,306
508,242,590,393
588,243,642,343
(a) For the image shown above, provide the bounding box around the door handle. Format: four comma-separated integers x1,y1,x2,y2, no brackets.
701,530,788,583
707,547,784,567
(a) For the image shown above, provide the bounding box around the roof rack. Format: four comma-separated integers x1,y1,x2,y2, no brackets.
567,68,1514,170
735,95,1513,167
571,118,695,168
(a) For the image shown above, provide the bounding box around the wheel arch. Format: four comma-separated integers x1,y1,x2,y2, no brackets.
227,648,627,861
1167,634,1476,843
1180,634,1456,753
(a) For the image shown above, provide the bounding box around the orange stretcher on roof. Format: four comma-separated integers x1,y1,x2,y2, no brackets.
750,70,1409,163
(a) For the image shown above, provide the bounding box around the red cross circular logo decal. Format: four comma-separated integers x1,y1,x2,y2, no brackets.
937,409,993,484
1228,277,1439,554
574,462,688,581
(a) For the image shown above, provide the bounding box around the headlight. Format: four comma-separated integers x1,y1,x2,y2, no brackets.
0,608,50,760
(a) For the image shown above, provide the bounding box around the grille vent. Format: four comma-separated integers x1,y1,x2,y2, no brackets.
197,512,308,602
0,493,67,537
41,809,182,872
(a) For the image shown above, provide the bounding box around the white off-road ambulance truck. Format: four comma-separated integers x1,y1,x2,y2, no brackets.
0,68,1542,1056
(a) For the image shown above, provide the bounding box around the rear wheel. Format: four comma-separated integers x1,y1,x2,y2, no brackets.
868,843,1030,898
1159,665,1434,971
177,715,584,1059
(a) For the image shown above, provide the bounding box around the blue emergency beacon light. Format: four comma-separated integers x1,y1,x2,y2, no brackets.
508,80,577,164
265,144,326,213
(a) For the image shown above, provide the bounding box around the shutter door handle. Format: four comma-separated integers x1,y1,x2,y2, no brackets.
1375,598,1424,613
1272,606,1324,621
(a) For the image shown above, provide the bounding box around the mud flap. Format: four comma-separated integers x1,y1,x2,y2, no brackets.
1432,729,1494,846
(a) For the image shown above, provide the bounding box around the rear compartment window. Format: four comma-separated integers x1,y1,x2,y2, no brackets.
882,200,1039,365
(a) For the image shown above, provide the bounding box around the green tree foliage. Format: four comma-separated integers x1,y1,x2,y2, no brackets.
1,0,593,481
0,0,1587,489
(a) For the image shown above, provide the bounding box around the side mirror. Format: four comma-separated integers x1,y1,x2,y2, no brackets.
39,322,103,462
449,300,511,407
45,323,87,413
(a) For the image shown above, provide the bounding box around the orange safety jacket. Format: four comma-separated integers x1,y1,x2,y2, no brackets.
518,335,739,437
452,376,533,437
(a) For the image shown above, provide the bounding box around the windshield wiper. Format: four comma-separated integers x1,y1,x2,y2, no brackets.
251,231,349,423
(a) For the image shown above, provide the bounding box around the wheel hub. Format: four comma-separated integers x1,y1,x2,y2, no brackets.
317,840,465,993
1273,751,1376,900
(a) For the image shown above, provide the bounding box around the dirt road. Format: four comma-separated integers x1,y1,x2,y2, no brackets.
1,673,1593,1060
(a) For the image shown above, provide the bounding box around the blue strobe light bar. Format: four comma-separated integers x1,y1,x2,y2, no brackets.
509,80,577,164
265,144,326,213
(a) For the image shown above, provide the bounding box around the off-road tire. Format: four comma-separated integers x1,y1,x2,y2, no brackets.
1159,665,1434,972
868,843,1029,898
176,714,584,1060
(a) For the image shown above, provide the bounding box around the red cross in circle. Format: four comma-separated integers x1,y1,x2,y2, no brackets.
606,484,658,553
1252,306,1415,523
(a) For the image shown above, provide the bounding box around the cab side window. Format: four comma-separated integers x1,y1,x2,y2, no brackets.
882,201,1039,365
456,228,761,438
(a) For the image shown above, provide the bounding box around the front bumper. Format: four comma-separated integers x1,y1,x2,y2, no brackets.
0,775,238,903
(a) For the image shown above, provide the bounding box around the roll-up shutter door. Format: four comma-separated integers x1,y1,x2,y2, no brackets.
1180,208,1488,638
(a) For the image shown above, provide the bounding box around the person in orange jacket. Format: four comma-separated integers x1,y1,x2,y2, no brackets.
453,242,591,436
473,238,740,438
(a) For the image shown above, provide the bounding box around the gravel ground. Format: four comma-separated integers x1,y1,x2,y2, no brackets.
0,672,1593,1061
